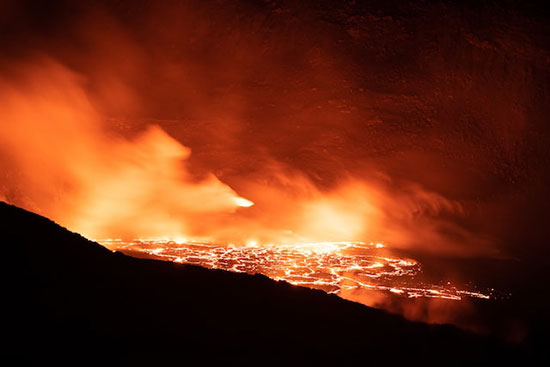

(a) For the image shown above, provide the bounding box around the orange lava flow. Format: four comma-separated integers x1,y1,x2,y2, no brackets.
99,239,491,301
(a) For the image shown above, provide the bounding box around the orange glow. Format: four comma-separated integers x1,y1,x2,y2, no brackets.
98,238,492,303
0,3,507,330
0,60,252,240
0,17,497,257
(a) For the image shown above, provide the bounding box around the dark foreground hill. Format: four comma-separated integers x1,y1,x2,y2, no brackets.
0,202,530,365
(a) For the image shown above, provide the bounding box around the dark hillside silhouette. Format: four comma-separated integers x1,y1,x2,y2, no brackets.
0,202,530,365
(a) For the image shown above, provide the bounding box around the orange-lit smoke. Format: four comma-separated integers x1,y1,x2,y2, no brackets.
0,59,250,239
0,57,494,255
0,2,498,257
193,165,494,255
340,286,483,332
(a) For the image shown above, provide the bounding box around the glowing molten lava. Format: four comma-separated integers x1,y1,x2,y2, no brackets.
99,239,492,302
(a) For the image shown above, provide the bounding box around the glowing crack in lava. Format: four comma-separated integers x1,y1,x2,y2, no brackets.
99,239,491,301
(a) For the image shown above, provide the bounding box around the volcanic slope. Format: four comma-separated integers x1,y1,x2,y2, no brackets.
0,201,528,365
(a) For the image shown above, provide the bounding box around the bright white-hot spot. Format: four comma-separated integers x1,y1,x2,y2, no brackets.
234,197,254,208
173,237,187,245
246,240,258,247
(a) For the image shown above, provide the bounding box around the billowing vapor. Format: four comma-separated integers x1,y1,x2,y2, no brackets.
0,57,492,254
0,59,249,239
0,0,508,257
201,166,493,255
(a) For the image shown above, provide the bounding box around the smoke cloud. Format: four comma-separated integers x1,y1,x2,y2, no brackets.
3,0,545,259
0,54,493,254
0,58,253,239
